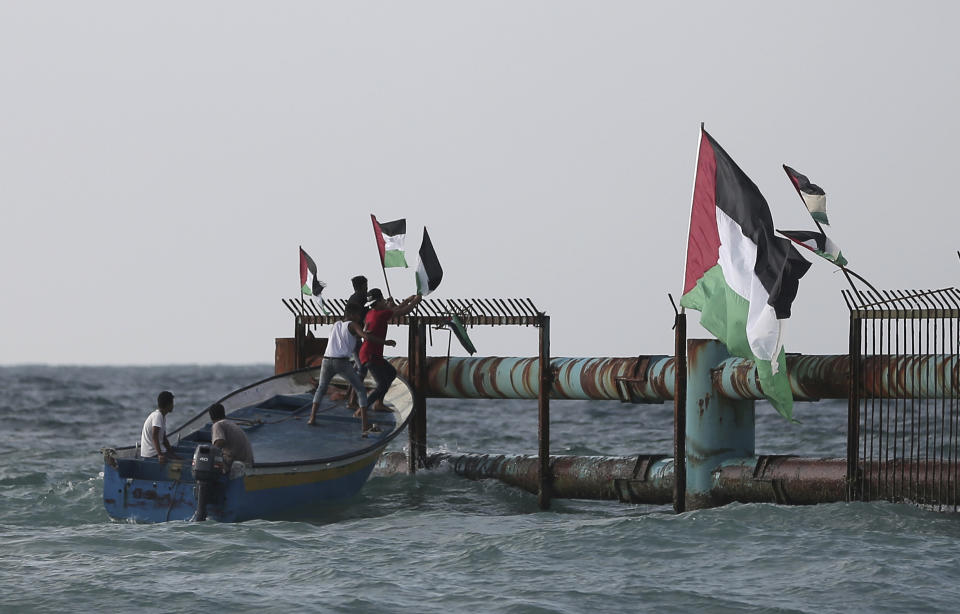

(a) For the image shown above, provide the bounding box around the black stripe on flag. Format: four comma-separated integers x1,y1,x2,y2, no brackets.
777,229,826,251
378,218,406,237
704,130,811,318
418,228,443,293
783,165,825,196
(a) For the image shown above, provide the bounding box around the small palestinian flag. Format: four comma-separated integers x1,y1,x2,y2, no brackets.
445,314,476,355
415,227,443,296
371,215,408,268
299,247,326,297
783,165,828,225
681,127,811,421
777,229,848,267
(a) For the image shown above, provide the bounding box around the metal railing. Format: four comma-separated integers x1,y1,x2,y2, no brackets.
845,288,960,509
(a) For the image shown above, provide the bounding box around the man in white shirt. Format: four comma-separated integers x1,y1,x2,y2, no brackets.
139,390,179,463
306,303,389,428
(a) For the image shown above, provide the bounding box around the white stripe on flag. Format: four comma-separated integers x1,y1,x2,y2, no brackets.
716,207,783,368
383,234,404,252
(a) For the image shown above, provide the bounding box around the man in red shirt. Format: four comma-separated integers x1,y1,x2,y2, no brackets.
359,288,421,436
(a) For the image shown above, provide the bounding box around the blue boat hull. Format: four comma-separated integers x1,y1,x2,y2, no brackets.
103,450,382,523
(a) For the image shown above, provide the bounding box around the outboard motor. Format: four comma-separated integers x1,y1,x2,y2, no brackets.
192,444,225,521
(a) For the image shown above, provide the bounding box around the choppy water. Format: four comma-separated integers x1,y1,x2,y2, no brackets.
2,365,959,613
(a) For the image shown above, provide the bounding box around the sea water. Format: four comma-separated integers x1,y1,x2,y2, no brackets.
1,365,959,613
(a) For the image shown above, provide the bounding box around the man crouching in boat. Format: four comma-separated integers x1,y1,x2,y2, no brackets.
140,390,180,463
208,403,254,470
307,303,383,430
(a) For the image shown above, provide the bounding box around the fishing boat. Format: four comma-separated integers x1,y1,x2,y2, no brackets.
101,366,412,522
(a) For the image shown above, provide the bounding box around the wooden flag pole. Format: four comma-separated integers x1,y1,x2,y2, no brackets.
381,264,393,300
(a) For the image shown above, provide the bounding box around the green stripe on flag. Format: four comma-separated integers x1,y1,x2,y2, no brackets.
383,249,408,268
680,264,794,421
449,315,476,355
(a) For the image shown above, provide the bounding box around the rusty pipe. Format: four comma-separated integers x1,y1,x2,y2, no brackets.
712,354,960,401
387,353,960,403
375,451,674,502
712,456,848,505
375,452,960,508
388,356,675,402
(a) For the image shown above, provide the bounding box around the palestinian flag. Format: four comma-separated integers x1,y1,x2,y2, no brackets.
445,314,476,355
681,127,811,420
777,229,848,267
415,227,443,296
371,215,408,268
783,165,828,225
299,247,326,297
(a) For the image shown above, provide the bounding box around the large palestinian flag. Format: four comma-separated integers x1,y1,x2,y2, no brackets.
680,128,811,420
371,215,408,268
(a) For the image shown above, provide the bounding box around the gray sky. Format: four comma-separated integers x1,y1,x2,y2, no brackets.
2,2,958,365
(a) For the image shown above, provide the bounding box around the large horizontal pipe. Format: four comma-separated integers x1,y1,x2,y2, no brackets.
375,451,674,503
375,452,958,508
389,356,675,402
713,354,960,401
388,353,960,403
712,456,847,505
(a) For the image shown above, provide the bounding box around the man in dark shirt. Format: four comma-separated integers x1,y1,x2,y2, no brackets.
346,275,369,316
345,275,369,409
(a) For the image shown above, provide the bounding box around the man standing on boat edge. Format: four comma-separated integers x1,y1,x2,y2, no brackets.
345,275,370,410
359,288,421,436
139,390,179,463
306,303,378,429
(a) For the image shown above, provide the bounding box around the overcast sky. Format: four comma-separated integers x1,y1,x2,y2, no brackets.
2,2,958,365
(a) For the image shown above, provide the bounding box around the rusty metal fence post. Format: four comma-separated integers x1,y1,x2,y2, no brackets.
415,321,427,469
674,311,687,513
407,319,421,474
294,315,304,370
847,308,862,501
538,314,552,510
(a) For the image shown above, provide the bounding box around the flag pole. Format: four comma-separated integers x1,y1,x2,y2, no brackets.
680,123,705,301
809,218,880,297
839,265,881,297
298,244,306,311
381,265,393,300
445,328,452,386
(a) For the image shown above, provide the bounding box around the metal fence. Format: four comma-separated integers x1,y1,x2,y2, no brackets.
845,288,960,510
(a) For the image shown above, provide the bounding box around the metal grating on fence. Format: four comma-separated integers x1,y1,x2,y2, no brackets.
282,297,544,328
843,287,960,510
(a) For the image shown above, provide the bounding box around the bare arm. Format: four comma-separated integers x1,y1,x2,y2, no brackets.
393,294,422,318
152,426,166,463
212,438,231,470
162,431,179,459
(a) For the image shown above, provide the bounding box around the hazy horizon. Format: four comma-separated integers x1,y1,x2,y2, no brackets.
3,2,958,365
